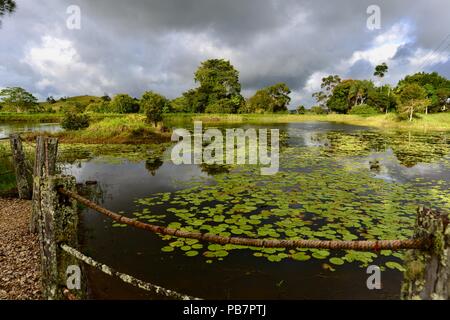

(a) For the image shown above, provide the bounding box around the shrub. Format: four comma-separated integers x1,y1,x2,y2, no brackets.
61,112,90,130
141,91,167,126
86,101,112,113
310,106,327,115
110,94,140,113
348,104,380,115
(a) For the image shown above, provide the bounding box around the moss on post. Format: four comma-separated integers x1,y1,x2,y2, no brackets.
39,175,86,300
31,136,58,234
9,134,31,199
401,207,450,300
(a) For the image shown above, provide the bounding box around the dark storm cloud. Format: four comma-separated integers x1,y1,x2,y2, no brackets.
0,0,449,106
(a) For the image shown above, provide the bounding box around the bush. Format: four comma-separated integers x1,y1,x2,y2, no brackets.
310,106,327,115
110,94,140,113
61,112,90,130
141,91,167,126
348,104,380,115
86,101,112,113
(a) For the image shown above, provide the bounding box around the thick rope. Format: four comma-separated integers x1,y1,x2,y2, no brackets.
58,188,430,251
61,244,201,300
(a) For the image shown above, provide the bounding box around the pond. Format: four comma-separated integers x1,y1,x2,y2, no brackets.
0,122,62,139
16,121,450,299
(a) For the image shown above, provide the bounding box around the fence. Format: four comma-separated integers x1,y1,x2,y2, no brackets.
7,136,450,300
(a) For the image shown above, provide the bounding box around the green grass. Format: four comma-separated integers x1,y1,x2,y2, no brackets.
164,113,450,131
24,114,171,144
0,112,124,123
0,112,64,123
0,143,17,193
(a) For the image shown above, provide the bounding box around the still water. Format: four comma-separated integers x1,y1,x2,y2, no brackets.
0,122,62,139
54,122,450,300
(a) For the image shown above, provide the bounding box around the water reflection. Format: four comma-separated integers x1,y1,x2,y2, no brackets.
55,121,449,300
0,122,62,139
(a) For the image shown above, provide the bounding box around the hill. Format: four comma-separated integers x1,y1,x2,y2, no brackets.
40,95,103,112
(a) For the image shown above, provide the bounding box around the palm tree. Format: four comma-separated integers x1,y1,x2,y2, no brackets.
374,63,390,113
0,0,16,26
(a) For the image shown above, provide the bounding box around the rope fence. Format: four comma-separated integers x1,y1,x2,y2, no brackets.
28,136,450,300
61,244,200,300
58,188,430,252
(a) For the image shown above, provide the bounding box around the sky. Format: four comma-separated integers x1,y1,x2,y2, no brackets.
1,0,450,108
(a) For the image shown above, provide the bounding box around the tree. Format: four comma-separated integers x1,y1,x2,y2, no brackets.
348,80,374,107
180,59,244,113
397,72,450,113
0,0,16,26
0,87,38,112
140,91,167,126
312,75,341,109
296,105,306,114
247,83,291,113
366,87,396,113
374,63,388,80
327,80,353,114
110,94,139,113
374,63,391,113
436,87,450,112
398,83,429,121
46,96,56,104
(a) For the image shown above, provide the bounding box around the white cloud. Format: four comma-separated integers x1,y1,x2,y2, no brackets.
303,71,327,93
408,48,449,68
22,35,115,96
343,22,411,69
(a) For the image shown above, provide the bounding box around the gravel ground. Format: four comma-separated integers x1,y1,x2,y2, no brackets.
0,198,42,300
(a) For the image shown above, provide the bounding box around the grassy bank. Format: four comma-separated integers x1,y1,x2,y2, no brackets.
0,112,124,123
23,114,171,144
165,113,450,131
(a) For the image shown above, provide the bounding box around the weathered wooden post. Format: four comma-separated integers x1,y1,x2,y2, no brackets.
39,174,86,300
9,134,32,199
31,136,58,234
401,207,450,300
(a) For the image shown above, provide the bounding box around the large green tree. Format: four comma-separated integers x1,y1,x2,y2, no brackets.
0,87,38,112
326,80,353,114
312,75,341,108
181,59,244,113
247,83,291,113
140,91,168,126
397,72,450,113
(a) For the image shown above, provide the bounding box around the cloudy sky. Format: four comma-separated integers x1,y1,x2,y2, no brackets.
1,0,450,108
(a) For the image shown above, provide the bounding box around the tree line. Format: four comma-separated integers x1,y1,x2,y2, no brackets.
1,59,450,123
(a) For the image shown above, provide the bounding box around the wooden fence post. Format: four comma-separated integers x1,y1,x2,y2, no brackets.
9,134,31,199
401,207,450,300
31,136,58,234
39,174,86,300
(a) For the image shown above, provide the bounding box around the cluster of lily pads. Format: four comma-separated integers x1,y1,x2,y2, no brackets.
116,129,450,272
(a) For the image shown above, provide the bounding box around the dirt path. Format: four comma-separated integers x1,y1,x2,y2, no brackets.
0,198,42,300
